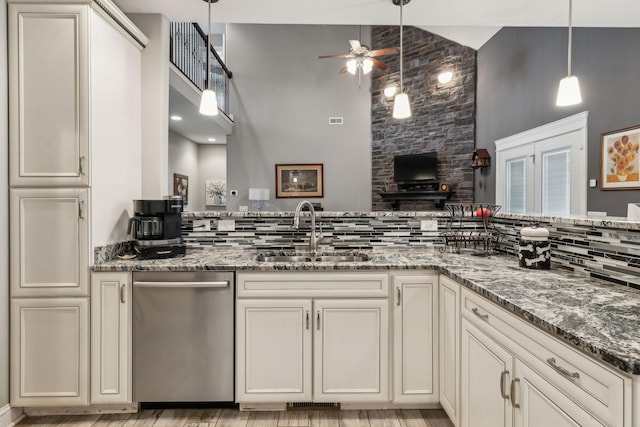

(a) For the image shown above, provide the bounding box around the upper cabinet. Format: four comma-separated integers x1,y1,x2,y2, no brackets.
8,0,148,189
9,3,90,186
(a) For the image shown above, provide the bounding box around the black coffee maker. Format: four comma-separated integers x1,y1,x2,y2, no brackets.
127,196,186,259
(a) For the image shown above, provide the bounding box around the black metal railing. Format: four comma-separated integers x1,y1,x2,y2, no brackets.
169,22,232,116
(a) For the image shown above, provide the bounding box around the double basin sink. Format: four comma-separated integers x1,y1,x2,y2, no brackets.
256,252,371,263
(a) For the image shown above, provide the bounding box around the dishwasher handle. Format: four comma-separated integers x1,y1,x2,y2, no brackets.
133,281,229,289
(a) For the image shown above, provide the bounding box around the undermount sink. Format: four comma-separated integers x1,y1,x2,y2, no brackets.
255,253,371,263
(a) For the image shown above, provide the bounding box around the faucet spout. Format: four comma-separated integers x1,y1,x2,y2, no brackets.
292,200,318,252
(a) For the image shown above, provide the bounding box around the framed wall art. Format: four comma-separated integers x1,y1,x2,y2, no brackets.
275,164,324,198
601,125,640,190
173,173,189,204
205,180,226,206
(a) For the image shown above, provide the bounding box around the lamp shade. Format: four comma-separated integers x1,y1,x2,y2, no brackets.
556,75,582,106
199,89,219,116
248,188,270,201
392,92,412,119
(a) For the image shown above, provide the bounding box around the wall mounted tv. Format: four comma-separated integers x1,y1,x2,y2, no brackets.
393,152,438,185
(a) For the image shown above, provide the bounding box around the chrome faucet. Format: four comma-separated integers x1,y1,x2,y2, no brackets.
292,200,321,253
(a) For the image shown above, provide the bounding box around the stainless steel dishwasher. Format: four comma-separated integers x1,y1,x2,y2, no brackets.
132,271,234,403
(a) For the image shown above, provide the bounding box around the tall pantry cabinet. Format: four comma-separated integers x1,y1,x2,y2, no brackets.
8,0,147,407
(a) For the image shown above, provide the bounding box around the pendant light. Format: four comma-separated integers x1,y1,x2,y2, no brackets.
199,0,219,116
393,0,411,119
556,0,582,107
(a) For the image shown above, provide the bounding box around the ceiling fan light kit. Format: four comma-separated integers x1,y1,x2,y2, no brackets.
199,0,219,116
392,0,412,119
556,0,582,107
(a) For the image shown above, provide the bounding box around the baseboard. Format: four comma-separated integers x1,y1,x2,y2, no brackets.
340,402,442,410
0,404,25,427
239,402,287,411
24,403,138,416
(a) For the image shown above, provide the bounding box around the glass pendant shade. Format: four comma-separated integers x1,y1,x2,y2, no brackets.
199,89,219,116
346,59,357,75
556,75,582,106
362,58,373,74
392,92,411,119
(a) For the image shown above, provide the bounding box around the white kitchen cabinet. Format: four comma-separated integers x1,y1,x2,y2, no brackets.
439,275,460,424
10,297,89,407
461,318,514,427
392,273,438,404
236,299,312,402
10,188,89,297
314,299,389,402
461,287,629,427
236,272,389,404
91,272,131,404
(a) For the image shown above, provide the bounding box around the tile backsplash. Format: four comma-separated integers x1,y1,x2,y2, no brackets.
178,211,640,290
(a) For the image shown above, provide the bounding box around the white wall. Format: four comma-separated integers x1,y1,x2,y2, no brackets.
169,131,199,210
226,24,372,211
0,0,9,411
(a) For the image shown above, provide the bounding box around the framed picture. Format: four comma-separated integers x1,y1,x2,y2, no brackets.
275,164,324,198
601,125,640,190
173,173,189,204
205,180,226,206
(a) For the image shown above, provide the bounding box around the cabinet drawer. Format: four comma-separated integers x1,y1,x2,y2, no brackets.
237,272,389,298
462,289,629,427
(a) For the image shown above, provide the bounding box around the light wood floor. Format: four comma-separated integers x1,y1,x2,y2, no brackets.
17,408,454,427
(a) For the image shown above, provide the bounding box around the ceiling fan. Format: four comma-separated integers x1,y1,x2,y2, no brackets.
318,39,400,76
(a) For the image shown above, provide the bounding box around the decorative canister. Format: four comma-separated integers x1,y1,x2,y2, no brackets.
518,226,551,269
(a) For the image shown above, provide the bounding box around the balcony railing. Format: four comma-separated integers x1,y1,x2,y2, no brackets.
169,22,232,116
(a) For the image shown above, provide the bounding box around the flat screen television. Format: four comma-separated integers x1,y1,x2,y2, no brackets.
393,152,438,184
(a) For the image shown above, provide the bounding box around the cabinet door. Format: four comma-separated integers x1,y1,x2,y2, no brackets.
393,274,438,404
9,3,89,187
91,272,131,404
439,276,460,425
10,298,89,407
513,359,605,427
461,318,513,427
314,299,389,402
10,188,89,297
236,299,312,402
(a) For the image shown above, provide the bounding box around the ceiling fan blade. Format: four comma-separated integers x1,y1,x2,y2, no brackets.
349,39,362,51
369,47,400,57
338,66,348,74
318,54,352,59
371,58,389,71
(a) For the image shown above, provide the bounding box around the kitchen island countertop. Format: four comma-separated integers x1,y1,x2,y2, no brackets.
93,247,640,376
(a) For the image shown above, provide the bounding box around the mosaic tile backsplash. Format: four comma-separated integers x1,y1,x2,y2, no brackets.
179,211,640,290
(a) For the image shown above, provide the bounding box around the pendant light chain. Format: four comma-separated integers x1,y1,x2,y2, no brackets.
399,0,404,94
207,0,212,91
567,0,572,76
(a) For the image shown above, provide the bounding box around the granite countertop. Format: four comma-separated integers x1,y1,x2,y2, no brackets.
94,247,640,376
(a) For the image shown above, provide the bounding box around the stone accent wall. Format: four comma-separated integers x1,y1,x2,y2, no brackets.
371,26,477,210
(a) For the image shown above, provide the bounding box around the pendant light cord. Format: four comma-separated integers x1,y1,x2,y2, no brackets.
399,0,404,93
567,0,572,76
207,0,212,91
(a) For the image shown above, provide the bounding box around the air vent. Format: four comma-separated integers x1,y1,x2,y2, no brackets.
287,402,340,410
329,117,344,125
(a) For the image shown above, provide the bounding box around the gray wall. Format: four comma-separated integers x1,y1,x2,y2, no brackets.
0,0,8,409
476,27,640,216
225,24,372,211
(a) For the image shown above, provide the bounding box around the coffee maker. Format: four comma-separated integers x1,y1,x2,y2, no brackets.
127,196,186,259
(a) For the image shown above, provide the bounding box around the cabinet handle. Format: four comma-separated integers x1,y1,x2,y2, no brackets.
547,357,580,379
316,311,320,330
471,307,489,321
78,200,85,219
305,311,310,330
396,287,401,306
79,156,86,175
510,378,520,408
120,284,125,304
500,370,510,399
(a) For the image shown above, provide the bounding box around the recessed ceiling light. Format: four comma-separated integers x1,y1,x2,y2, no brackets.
438,71,454,84
170,115,182,121
208,138,217,142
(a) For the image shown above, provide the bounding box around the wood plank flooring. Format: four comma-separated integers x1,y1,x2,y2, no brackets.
17,409,453,427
